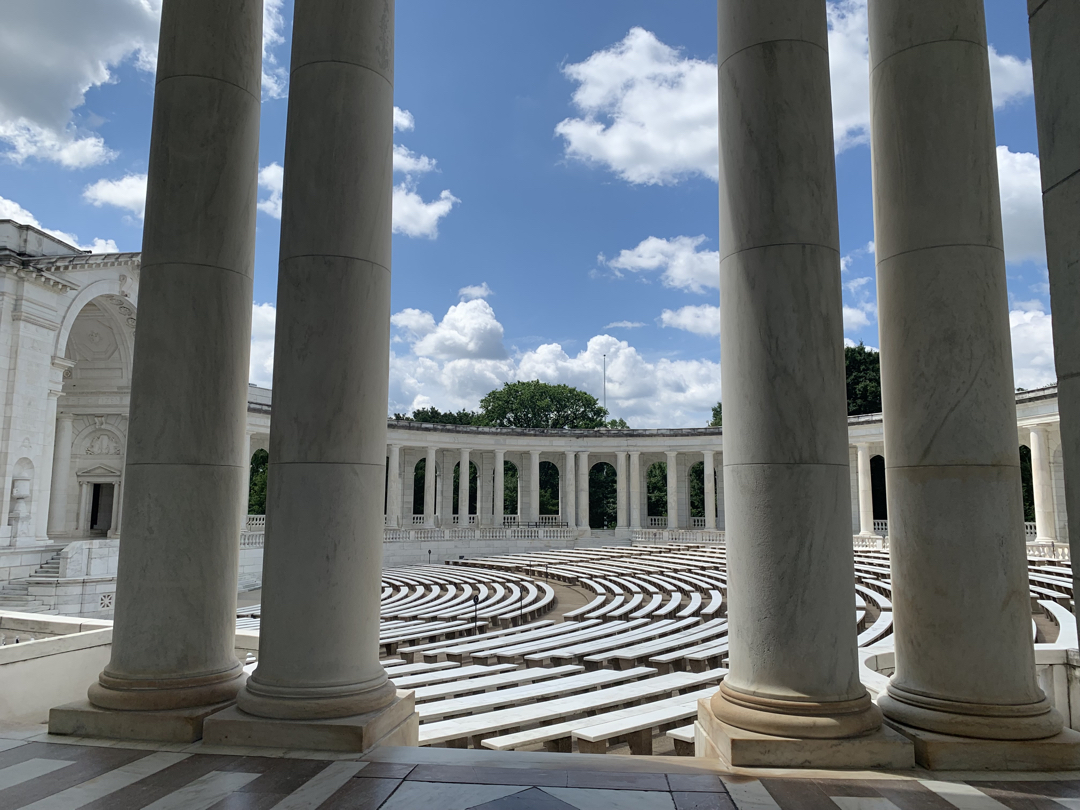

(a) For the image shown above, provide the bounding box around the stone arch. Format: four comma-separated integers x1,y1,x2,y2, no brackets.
870,454,887,521
61,293,136,394
687,460,705,519
538,460,559,516
501,460,519,517
589,461,617,529
55,278,135,357
412,457,440,515
452,461,479,515
646,460,667,519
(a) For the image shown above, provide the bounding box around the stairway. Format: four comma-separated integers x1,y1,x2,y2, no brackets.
28,551,63,580
0,550,64,614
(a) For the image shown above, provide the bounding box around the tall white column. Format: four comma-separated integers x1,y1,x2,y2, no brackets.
75,480,89,534
710,0,880,743
563,450,576,529
856,443,875,536
664,451,678,529
386,445,401,527
615,452,628,528
493,449,504,526
576,451,590,530
1029,0,1080,632
703,450,716,530
47,413,75,535
234,0,404,728
423,446,436,527
35,388,61,539
1030,427,1057,543
528,450,541,523
871,0,1061,741
78,0,259,723
629,451,642,530
439,450,453,525
108,479,122,537
458,448,470,522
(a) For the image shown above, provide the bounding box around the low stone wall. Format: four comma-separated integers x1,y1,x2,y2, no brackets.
383,529,584,567
0,545,63,583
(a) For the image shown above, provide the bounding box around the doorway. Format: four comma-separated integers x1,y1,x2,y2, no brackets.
90,482,114,534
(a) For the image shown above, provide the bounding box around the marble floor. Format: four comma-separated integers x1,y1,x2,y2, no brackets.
3,726,1080,810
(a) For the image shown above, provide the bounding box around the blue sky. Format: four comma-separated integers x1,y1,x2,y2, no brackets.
0,0,1055,427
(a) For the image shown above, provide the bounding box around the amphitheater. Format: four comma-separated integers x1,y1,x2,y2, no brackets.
3,0,1080,807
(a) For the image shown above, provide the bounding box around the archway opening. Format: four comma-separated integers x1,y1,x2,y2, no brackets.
1019,445,1035,523
589,462,617,529
688,461,705,519
412,458,437,515
870,454,887,521
502,460,519,517
539,460,560,516
453,461,479,515
646,461,667,521
249,449,268,515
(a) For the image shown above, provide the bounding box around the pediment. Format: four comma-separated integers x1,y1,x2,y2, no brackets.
77,464,121,477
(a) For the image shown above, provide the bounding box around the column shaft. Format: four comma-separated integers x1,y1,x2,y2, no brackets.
1030,428,1057,543
387,445,401,528
615,452,628,528
86,0,259,713
76,481,88,534
423,446,436,527
665,452,678,529
856,444,875,535
528,450,541,523
563,451,576,529
48,413,75,535
871,0,1060,739
703,450,716,530
493,450,504,526
458,448,470,522
576,451,590,530
712,0,878,738
1029,0,1080,625
629,451,642,530
237,0,398,721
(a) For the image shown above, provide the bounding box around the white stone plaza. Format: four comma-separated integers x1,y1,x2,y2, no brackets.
2,0,1080,805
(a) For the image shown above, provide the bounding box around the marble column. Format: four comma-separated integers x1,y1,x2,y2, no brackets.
576,451,590,531
47,413,75,535
1029,0,1080,630
1030,428,1057,543
871,0,1061,740
439,450,454,525
75,480,88,534
386,445,401,528
665,451,679,529
703,450,717,530
528,450,541,523
423,446,436,527
563,450,576,529
629,451,642,530
710,0,881,742
493,449,504,525
458,448,470,523
77,0,259,722
35,389,61,540
108,479,122,537
855,444,875,536
615,452,628,528
233,0,403,727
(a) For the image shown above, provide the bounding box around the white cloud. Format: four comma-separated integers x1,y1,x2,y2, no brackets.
0,194,117,253
996,145,1046,264
392,185,459,239
0,0,160,167
394,107,415,132
660,305,721,337
844,276,873,293
393,144,437,175
843,305,873,331
608,235,719,293
458,282,493,301
604,320,646,329
257,162,284,219
1010,307,1056,389
988,46,1033,109
827,0,872,152
249,302,276,387
83,173,147,219
399,299,508,361
261,0,289,100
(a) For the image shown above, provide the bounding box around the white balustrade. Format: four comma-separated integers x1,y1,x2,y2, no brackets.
538,515,561,526
239,531,265,548
245,514,266,531
411,514,425,526
873,519,888,536
502,515,519,527
691,516,706,528
647,516,666,528
1025,522,1038,539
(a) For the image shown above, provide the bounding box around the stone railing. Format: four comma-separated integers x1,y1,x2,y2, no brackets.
502,515,519,527
691,516,706,528
246,515,265,531
873,519,888,536
385,527,575,543
1025,522,1038,539
239,532,264,549
647,516,666,528
854,535,890,552
1027,540,1070,561
632,529,725,545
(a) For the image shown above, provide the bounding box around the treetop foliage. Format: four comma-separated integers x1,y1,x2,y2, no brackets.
845,342,882,416
709,402,722,427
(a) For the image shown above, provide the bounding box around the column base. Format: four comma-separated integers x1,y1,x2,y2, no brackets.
49,699,234,743
696,698,914,768
202,691,418,753
710,679,884,738
884,718,1080,770
879,683,1064,740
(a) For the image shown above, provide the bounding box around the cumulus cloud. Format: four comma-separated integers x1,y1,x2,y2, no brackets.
0,194,117,253
1010,306,1056,389
257,162,284,219
997,145,1046,264
249,302,276,387
83,173,147,219
261,0,289,99
393,186,459,239
827,0,872,152
393,144,437,175
394,107,415,132
660,305,720,337
607,235,719,293
988,46,1034,109
604,320,646,329
458,282,493,301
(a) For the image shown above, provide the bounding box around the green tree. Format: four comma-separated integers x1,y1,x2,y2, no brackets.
1019,445,1036,523
478,381,608,429
503,461,519,515
688,461,705,517
709,402,722,427
394,406,480,425
539,461,561,515
646,461,667,517
589,462,618,528
605,418,629,429
845,343,882,415
248,449,268,515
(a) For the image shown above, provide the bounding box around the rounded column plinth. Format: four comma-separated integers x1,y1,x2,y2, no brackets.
711,681,882,740
880,683,1062,741
237,675,396,721
88,662,245,712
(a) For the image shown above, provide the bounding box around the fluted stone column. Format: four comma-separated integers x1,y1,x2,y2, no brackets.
387,445,401,528
664,451,678,529
527,450,541,523
706,0,883,753
1029,0,1080,627
615,452,628,528
576,451,590,531
629,451,642,530
703,450,716,530
493,449,504,525
563,451,576,529
458,448,470,523
75,481,88,534
855,444,875,536
423,446,436,527
871,0,1062,743
57,0,260,737
47,413,75,535
226,0,413,743
1031,428,1057,543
